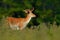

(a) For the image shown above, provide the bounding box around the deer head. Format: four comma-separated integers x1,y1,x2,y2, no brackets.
23,8,36,17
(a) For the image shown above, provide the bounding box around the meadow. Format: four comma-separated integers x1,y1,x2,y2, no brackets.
0,0,60,40
0,20,60,40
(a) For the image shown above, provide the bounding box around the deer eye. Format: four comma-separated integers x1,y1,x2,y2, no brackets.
27,11,29,14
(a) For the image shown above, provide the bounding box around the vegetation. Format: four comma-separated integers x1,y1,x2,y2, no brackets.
0,0,60,26
0,22,60,40
0,0,60,40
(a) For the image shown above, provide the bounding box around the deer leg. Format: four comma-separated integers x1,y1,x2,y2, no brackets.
19,25,26,30
14,24,19,30
8,23,18,30
9,24,15,30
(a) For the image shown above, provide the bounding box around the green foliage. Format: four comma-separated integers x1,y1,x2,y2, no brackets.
0,0,60,26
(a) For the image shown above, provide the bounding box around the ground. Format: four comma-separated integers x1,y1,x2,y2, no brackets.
0,23,60,40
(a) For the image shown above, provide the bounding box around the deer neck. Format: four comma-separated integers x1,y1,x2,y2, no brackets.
25,14,32,24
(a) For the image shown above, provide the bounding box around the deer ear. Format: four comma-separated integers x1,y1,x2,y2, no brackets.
31,7,34,11
23,10,28,13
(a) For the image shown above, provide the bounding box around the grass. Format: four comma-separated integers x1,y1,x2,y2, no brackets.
0,20,60,40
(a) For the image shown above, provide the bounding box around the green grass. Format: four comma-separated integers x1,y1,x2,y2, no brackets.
0,23,60,40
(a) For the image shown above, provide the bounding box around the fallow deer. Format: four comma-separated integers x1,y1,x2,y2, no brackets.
7,8,36,30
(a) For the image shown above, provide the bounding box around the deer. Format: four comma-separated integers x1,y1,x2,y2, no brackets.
6,8,36,30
